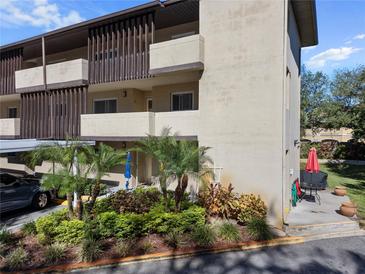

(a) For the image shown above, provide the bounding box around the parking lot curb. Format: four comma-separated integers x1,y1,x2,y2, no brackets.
8,236,304,274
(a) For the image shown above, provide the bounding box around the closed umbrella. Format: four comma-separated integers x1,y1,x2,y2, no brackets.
305,147,320,184
125,152,132,190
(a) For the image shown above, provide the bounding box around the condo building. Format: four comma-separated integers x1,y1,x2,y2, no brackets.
0,0,318,226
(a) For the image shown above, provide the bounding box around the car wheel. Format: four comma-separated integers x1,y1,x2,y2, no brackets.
32,192,49,209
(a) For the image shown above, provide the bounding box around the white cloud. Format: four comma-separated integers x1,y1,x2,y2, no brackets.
306,47,362,69
0,0,84,30
353,33,365,40
344,40,352,45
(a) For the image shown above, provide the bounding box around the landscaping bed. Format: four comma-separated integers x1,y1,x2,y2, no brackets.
0,186,273,272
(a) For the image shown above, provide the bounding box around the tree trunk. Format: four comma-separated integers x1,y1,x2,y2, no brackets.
88,179,101,215
75,193,83,220
174,174,189,211
160,175,168,211
66,192,74,219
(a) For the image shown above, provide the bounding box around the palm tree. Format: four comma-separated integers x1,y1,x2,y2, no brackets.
30,140,87,218
167,140,213,211
136,128,176,210
84,143,126,214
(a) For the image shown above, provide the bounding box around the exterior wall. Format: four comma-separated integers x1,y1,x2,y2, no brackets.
150,34,204,72
0,118,20,137
283,3,301,221
303,128,353,142
0,100,21,118
155,21,199,43
199,0,286,226
87,89,146,113
151,82,199,112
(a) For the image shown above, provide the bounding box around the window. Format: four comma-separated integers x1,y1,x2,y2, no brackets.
171,92,193,111
146,98,152,111
8,107,17,118
94,99,117,113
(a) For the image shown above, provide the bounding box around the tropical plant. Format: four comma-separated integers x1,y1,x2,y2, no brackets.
246,217,272,241
84,143,126,214
44,243,66,264
236,194,267,224
5,247,28,270
35,209,68,241
136,128,176,210
140,241,154,254
115,239,134,257
81,238,102,262
30,140,90,219
191,224,216,247
21,221,37,236
54,220,85,245
0,226,12,244
217,222,241,242
198,183,238,218
164,229,183,248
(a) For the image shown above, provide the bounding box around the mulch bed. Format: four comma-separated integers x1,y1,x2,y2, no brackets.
0,226,257,272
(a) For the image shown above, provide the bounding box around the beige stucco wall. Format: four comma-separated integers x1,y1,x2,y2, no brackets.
151,82,199,112
0,100,21,118
283,3,301,220
15,59,88,90
155,21,199,43
0,118,20,137
150,34,204,71
198,0,287,227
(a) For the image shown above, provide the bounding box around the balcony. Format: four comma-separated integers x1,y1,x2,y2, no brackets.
0,118,20,139
80,111,199,140
15,59,88,93
149,34,204,75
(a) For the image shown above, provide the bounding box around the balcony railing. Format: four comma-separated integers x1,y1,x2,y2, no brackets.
15,59,88,93
149,34,204,75
80,111,199,140
0,118,20,139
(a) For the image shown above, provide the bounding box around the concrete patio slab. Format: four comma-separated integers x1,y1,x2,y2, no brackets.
285,190,361,236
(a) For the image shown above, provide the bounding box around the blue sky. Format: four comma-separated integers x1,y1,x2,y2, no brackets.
0,0,364,75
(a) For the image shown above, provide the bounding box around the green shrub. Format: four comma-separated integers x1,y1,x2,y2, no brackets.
164,229,183,248
115,239,134,257
237,194,267,224
111,187,161,214
0,226,12,244
21,221,37,236
35,209,68,240
44,244,66,264
5,247,28,270
0,242,7,257
81,238,102,262
218,222,241,242
97,211,120,238
115,213,147,239
145,205,206,234
191,224,216,247
246,217,272,241
54,220,85,245
92,197,114,215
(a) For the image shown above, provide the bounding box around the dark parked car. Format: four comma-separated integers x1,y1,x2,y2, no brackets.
0,172,55,214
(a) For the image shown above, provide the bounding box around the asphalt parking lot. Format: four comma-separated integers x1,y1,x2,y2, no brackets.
0,202,66,231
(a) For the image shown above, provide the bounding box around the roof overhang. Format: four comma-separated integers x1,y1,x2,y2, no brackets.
0,139,95,153
291,0,318,47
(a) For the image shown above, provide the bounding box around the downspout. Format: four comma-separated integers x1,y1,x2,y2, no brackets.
281,0,289,227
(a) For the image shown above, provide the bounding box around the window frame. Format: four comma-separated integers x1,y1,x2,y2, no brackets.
93,98,118,114
146,97,153,112
170,91,194,111
7,107,17,118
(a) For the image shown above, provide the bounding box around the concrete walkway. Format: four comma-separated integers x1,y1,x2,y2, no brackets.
285,190,362,236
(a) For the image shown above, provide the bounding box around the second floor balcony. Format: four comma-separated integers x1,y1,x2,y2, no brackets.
15,59,88,93
0,118,20,139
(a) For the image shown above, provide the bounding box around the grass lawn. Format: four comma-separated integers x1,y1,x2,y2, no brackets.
300,162,365,219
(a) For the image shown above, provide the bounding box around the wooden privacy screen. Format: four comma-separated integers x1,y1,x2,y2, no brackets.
88,12,155,84
0,48,23,95
20,86,87,139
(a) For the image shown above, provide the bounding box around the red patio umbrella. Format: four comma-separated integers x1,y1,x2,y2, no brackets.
305,147,320,173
